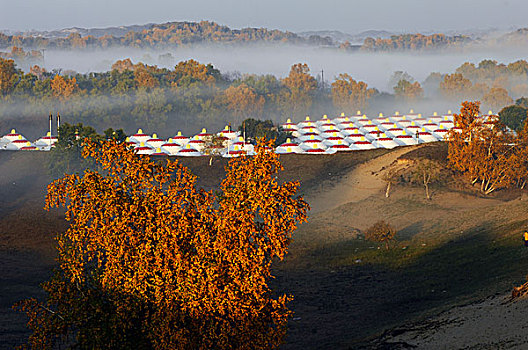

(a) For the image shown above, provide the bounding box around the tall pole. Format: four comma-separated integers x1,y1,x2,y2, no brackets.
48,112,52,148
321,69,324,90
57,112,60,135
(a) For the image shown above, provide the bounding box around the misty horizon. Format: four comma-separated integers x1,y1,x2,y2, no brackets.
1,0,527,34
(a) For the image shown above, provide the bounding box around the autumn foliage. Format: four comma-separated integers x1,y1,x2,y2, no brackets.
14,139,308,349
447,101,528,194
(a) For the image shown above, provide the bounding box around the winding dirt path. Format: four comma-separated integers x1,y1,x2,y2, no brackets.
307,146,421,214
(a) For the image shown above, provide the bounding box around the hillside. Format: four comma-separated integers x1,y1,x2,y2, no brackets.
0,21,333,50
1,144,528,349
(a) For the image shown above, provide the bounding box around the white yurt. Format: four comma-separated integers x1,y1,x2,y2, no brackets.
317,121,337,132
1,129,26,143
397,119,412,128
322,135,348,146
373,136,400,149
355,114,372,126
366,130,384,141
130,129,150,144
422,121,439,132
337,118,354,129
417,129,439,143
299,126,320,135
390,111,404,122
386,125,405,137
125,137,137,147
439,119,454,129
334,112,351,123
300,139,326,151
161,140,182,155
303,143,336,154
223,144,246,157
230,137,255,155
432,126,450,140
5,136,31,150
298,116,314,128
298,132,323,142
429,113,443,122
151,148,168,156
187,138,206,152
177,144,202,157
34,132,58,147
20,141,38,151
351,139,376,150
320,130,345,139
281,118,298,131
218,126,239,140
194,128,212,141
339,126,360,136
134,142,154,155
394,134,418,146
329,143,353,152
275,138,303,154
345,133,369,143
172,131,190,145
360,124,379,133
146,134,165,149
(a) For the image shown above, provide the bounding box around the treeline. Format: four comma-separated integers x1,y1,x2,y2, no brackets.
361,33,471,51
0,21,333,50
1,56,528,137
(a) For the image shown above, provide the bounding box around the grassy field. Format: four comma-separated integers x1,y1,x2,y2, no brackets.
1,145,528,349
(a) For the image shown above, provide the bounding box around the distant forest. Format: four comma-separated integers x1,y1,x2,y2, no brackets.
1,50,528,137
0,21,333,50
2,21,528,52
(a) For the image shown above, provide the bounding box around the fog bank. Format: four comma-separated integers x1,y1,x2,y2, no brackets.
42,45,528,92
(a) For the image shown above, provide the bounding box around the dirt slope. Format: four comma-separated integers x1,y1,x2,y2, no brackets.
307,146,420,213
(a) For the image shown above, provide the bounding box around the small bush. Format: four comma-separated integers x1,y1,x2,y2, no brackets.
364,220,396,249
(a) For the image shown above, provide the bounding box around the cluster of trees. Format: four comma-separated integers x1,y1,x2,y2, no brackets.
398,59,528,111
15,139,308,349
448,101,528,194
2,56,528,137
0,21,333,50
0,58,368,134
361,33,470,51
0,46,43,71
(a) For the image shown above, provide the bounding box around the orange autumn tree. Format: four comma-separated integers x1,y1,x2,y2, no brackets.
15,139,308,350
50,75,78,100
447,101,516,194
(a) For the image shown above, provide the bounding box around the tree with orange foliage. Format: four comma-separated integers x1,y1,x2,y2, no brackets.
331,73,376,113
440,73,472,101
393,79,423,102
279,63,317,118
0,57,18,96
447,101,516,194
15,139,308,350
134,64,160,89
50,75,78,100
482,87,513,112
111,58,135,72
223,83,265,124
170,59,218,89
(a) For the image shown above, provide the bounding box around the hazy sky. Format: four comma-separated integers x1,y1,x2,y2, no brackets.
1,0,526,34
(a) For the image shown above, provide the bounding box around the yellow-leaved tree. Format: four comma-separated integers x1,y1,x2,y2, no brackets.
15,139,308,350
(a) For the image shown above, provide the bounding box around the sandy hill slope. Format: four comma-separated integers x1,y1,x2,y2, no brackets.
1,145,528,349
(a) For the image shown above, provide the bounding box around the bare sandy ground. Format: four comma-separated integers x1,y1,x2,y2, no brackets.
379,293,528,349
306,146,420,214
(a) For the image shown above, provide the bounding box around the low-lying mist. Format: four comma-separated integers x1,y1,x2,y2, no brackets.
42,44,528,92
